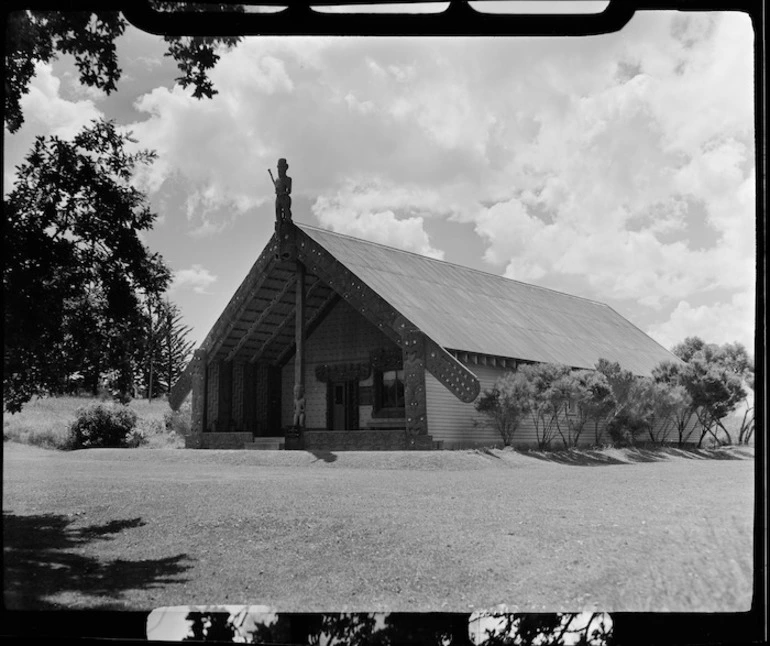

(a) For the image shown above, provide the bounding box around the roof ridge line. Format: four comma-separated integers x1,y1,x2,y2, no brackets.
295,221,609,308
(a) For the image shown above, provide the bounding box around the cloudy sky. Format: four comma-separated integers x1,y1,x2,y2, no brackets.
4,7,756,355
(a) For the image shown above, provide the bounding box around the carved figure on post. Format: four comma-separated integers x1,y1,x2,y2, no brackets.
292,384,306,429
268,158,292,222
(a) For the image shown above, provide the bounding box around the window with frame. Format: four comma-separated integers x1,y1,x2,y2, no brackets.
373,368,405,416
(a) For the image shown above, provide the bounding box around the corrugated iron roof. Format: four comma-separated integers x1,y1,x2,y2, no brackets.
297,223,679,376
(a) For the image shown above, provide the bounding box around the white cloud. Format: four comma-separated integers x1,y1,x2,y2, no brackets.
312,206,444,260
107,14,753,349
647,288,755,351
171,265,218,294
4,62,104,190
20,62,103,138
310,177,466,258
468,11,754,324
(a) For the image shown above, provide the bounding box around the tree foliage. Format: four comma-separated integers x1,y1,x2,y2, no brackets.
4,119,170,412
671,337,753,446
138,298,195,401
475,371,532,446
470,337,753,451
517,362,571,449
553,369,614,448
66,402,139,449
474,611,614,646
651,361,699,446
575,369,616,445
5,6,242,133
593,360,634,445
476,364,615,449
181,610,472,645
178,609,614,646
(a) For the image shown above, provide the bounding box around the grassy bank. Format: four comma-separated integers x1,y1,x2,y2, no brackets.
2,395,188,449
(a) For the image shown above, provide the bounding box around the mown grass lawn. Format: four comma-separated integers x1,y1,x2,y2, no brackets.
3,442,755,613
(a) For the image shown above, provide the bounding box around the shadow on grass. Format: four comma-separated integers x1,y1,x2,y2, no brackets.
521,446,753,467
475,447,502,459
3,512,192,610
309,450,338,463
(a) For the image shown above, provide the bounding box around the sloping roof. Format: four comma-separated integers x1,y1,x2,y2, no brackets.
297,223,679,377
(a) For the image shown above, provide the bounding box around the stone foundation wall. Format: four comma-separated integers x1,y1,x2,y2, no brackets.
185,432,254,449
302,430,434,451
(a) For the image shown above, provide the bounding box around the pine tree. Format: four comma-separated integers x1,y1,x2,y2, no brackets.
156,300,195,399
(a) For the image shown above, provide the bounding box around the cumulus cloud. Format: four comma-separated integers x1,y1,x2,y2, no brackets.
19,62,103,137
647,288,755,352
112,12,753,349
3,62,104,190
125,37,500,240
170,265,218,294
472,12,754,324
312,179,446,258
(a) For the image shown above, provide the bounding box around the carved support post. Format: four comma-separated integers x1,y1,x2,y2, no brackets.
232,361,247,429
295,261,306,397
191,349,208,436
243,362,257,433
216,360,234,432
287,261,306,449
401,326,428,449
254,362,270,434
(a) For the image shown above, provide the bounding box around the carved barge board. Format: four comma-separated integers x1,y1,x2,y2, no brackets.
425,336,480,403
168,233,280,410
393,316,480,404
206,243,281,361
296,230,402,346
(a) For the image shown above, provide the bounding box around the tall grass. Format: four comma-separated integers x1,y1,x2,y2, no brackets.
3,395,189,450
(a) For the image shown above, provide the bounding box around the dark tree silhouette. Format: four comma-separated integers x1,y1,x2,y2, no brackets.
4,119,170,411
5,6,242,133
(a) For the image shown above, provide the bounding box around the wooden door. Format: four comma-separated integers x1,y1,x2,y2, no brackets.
331,382,345,430
328,381,359,430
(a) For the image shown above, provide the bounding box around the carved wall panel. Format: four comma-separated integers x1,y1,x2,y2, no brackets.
370,348,403,372
315,362,371,383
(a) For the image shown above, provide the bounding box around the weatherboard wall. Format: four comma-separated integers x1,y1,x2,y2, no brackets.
426,363,510,448
425,361,699,448
426,364,616,449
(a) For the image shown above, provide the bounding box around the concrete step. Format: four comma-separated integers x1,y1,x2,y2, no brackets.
244,437,285,451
